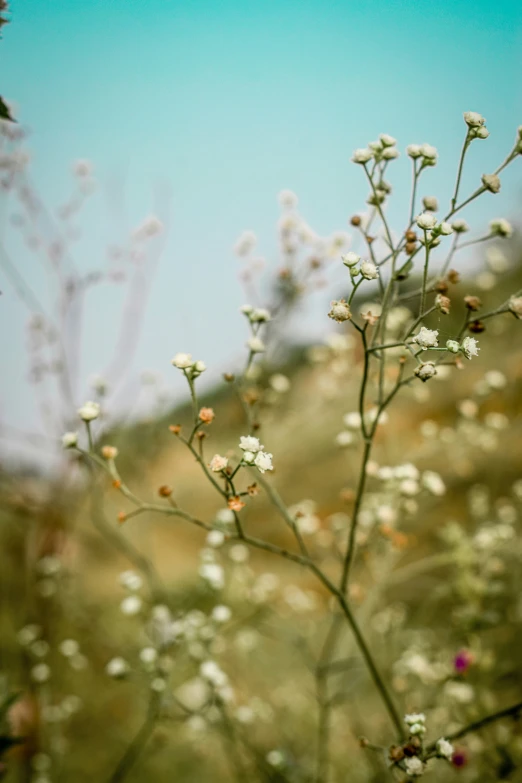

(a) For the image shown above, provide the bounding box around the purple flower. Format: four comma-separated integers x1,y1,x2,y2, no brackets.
454,649,474,674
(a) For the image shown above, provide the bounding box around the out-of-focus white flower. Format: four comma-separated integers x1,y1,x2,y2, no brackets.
172,352,193,369
414,362,437,382
409,722,426,736
247,336,266,353
464,111,486,128
62,432,78,448
212,605,232,623
200,660,228,687
405,713,426,726
489,218,513,238
420,143,437,161
106,657,130,678
270,374,290,393
436,738,454,759
209,454,228,472
508,296,522,319
336,431,354,448
206,530,226,548
234,230,257,256
382,147,399,160
239,436,262,452
380,133,396,147
342,251,360,267
343,412,362,430
412,327,439,350
59,639,80,657
422,196,438,211
416,212,437,230
278,189,298,209
438,222,453,235
422,471,446,496
31,663,51,683
404,757,425,776
452,218,469,233
360,260,379,280
254,451,273,473
78,401,100,422
133,215,163,240
120,595,142,616
352,148,373,164
139,647,158,665
119,570,143,591
461,336,480,360
250,307,271,323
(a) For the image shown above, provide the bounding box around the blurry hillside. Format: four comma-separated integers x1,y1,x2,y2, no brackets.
1,253,522,783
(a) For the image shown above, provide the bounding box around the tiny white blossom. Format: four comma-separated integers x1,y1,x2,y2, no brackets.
212,605,232,623
62,432,78,448
234,230,257,256
416,212,437,230
404,757,425,776
328,300,352,322
206,530,226,548
452,218,469,233
489,218,513,238
192,360,206,375
352,148,373,164
172,352,193,369
106,657,130,678
404,713,426,726
461,336,480,360
436,738,454,759
360,260,379,280
250,308,271,323
464,111,486,128
482,173,501,193
414,362,437,382
119,570,143,591
342,251,360,267
31,663,51,683
343,412,362,430
247,336,266,353
420,143,438,161
382,147,399,160
412,327,439,350
199,563,225,590
78,401,100,422
239,436,262,452
336,431,354,448
120,595,142,616
254,451,273,473
406,144,422,158
422,196,438,211
380,133,397,147
409,722,426,736
209,454,228,472
446,339,460,353
139,647,158,665
278,189,298,209
438,221,453,235
423,470,446,495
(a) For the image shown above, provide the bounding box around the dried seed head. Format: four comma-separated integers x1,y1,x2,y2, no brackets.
389,745,405,762
350,215,362,227
435,279,449,294
464,295,482,311
198,407,215,423
158,485,172,497
101,445,118,460
469,320,486,333
223,373,235,383
169,424,182,435
405,242,417,255
447,269,460,284
405,230,417,242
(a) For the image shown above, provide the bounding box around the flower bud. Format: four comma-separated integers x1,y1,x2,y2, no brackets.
481,173,501,193
341,251,360,267
328,300,352,323
422,196,438,212
352,148,373,164
464,295,482,311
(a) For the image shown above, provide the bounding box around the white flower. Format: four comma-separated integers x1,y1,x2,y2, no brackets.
242,450,256,464
360,260,379,280
422,471,446,496
172,352,193,369
416,212,437,230
422,195,438,211
240,304,253,315
352,148,373,164
438,221,453,235
412,327,439,349
328,300,352,322
508,295,522,319
409,722,426,736
404,757,425,776
464,111,486,128
461,336,480,360
139,647,158,665
414,362,437,382
270,374,291,393
199,563,225,590
343,412,362,430
31,663,51,683
342,251,360,267
59,639,80,657
380,133,397,147
119,570,143,591
407,144,422,158
420,143,438,161
250,308,271,323
436,738,454,759
247,336,266,353
200,660,228,687
482,173,501,193
206,530,226,548
278,189,298,209
212,605,232,623
382,147,399,160
120,595,142,616
209,454,228,472
78,401,100,422
192,360,206,376
234,230,257,256
254,451,273,473
452,218,469,233
62,432,78,449
336,431,354,448
239,436,262,452
404,713,426,726
489,218,513,238
106,657,130,678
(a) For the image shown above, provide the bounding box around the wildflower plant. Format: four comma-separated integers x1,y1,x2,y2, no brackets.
2,108,522,783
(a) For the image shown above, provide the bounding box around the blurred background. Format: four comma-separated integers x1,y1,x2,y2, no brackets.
1,1,522,782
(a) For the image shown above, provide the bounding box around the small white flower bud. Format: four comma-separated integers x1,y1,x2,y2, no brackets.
475,126,489,139
406,144,422,158
422,195,438,212
209,455,228,472
341,251,360,267
351,148,373,164
438,221,453,235
328,300,352,323
379,134,397,147
78,401,100,422
436,738,454,759
412,327,439,349
62,432,78,449
381,147,399,160
464,111,486,128
446,339,460,353
481,173,501,193
360,260,379,280
489,218,512,238
420,143,437,162
414,362,437,382
247,336,266,353
172,352,194,369
451,218,469,233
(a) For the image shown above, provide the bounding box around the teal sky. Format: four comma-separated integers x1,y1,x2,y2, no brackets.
1,0,521,453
